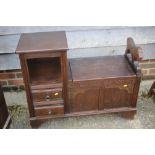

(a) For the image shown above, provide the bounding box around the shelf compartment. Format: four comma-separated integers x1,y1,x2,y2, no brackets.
27,57,62,85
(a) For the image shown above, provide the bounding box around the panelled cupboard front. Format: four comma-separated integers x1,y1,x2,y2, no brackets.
69,77,136,113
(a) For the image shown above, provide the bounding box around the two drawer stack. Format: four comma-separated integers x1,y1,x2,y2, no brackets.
32,86,64,117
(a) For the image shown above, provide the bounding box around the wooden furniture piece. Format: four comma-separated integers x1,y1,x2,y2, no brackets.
148,81,155,97
0,84,11,129
16,32,143,128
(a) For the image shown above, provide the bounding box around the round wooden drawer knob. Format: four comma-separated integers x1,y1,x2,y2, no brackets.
48,109,52,114
45,95,51,101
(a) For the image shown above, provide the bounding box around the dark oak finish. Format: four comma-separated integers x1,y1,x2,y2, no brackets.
69,63,137,113
125,37,143,108
34,105,64,117
69,87,99,112
32,88,62,103
27,57,62,85
0,85,11,129
16,31,68,53
19,54,35,117
99,82,133,109
16,32,142,128
68,55,139,116
69,56,136,81
16,32,68,128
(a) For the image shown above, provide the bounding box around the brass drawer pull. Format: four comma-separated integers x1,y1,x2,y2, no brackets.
123,84,128,88
54,92,59,96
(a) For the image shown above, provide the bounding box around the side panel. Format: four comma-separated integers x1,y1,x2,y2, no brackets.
19,54,35,117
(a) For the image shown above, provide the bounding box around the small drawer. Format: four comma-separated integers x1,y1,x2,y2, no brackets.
34,99,64,106
32,88,62,102
34,105,64,117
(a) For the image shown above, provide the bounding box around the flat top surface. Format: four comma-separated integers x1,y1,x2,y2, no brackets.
16,31,68,53
69,55,136,81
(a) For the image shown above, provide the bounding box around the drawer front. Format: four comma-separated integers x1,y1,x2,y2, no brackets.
32,88,62,102
34,99,64,106
34,105,64,117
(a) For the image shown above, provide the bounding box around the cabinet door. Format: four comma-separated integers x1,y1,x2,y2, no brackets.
69,87,99,113
99,79,135,110
99,88,133,109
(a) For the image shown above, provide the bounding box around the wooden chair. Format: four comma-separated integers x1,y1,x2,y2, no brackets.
148,81,155,97
0,84,11,129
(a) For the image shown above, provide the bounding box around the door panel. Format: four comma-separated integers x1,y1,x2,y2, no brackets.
70,88,99,112
99,87,132,109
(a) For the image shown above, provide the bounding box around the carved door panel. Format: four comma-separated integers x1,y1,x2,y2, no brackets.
99,79,135,110
99,88,132,109
70,87,99,113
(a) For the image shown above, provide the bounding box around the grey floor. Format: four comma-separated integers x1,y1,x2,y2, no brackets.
5,80,155,129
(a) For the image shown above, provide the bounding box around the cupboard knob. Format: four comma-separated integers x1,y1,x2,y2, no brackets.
123,84,128,88
54,92,59,96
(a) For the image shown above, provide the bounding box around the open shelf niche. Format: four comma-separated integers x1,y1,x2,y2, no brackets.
27,57,62,85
